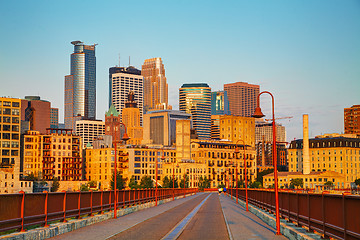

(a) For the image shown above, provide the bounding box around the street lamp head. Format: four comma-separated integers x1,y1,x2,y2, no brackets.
234,147,240,154
122,132,130,142
161,155,165,161
252,107,265,118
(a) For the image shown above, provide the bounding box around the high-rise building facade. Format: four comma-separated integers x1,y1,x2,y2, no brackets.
219,115,255,147
75,120,105,149
65,41,96,130
143,110,192,146
122,92,143,145
109,66,144,125
142,58,168,112
224,82,259,117
0,97,21,169
179,83,211,139
50,108,59,128
211,91,230,115
344,105,360,136
21,96,51,134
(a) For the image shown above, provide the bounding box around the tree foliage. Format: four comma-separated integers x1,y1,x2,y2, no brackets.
139,176,153,189
198,176,210,190
236,179,244,188
179,174,189,188
129,176,139,189
80,183,90,191
290,178,303,189
324,181,334,188
51,177,60,192
110,172,126,190
355,178,360,187
249,181,262,188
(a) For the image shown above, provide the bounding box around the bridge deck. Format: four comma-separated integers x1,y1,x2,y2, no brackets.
50,193,287,240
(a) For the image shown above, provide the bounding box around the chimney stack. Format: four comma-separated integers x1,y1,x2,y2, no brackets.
303,114,310,174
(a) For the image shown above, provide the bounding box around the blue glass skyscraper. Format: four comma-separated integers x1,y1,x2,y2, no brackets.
211,91,231,115
179,83,211,139
65,41,96,130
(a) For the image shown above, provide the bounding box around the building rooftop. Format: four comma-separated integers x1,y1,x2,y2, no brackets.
106,104,120,117
181,83,210,88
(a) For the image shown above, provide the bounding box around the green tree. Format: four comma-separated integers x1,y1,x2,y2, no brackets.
249,181,262,188
169,177,179,188
80,183,90,191
198,176,211,190
217,183,226,188
139,175,153,188
162,176,171,188
23,172,39,181
290,178,303,189
236,179,244,188
110,172,126,190
51,177,60,192
355,178,360,187
129,176,139,189
324,181,334,188
179,174,189,188
256,168,274,185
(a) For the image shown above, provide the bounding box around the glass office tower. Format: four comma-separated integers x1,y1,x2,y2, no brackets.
211,91,231,115
179,83,211,139
65,41,96,130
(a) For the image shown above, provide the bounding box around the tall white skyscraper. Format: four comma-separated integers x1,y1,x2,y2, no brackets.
109,66,144,125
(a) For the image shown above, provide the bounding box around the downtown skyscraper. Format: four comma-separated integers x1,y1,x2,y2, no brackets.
65,41,96,130
179,83,211,139
224,82,259,117
109,66,144,125
142,58,169,112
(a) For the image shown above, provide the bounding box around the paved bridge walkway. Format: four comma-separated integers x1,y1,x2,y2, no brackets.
51,193,287,240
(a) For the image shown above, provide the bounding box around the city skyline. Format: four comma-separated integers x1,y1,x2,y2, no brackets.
1,1,359,141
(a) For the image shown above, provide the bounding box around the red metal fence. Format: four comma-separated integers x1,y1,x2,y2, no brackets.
0,188,196,233
228,188,360,240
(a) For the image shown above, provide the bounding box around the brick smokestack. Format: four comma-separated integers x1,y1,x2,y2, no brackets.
303,114,310,174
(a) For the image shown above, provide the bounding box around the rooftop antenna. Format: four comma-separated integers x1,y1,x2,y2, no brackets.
118,53,120,67
129,56,130,66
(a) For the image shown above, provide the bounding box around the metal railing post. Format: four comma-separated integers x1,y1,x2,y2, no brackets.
43,191,49,227
62,191,67,222
20,191,25,232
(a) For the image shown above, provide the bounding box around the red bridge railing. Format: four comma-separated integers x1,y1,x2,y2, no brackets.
0,188,196,233
228,188,360,240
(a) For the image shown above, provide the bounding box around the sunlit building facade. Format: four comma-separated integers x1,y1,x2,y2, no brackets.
65,41,96,130
224,82,259,117
109,66,144,125
344,105,360,136
75,120,105,149
142,58,168,112
22,129,82,181
21,96,51,134
179,83,211,139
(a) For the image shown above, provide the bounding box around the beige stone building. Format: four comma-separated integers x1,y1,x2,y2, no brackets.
219,115,255,147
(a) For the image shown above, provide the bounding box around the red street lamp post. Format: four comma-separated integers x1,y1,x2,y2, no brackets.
234,139,248,211
183,171,186,198
172,160,175,201
113,122,130,219
155,149,166,206
253,91,281,235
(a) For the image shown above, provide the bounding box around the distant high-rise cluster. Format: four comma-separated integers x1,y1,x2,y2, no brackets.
142,58,169,112
65,41,97,130
224,82,259,117
6,39,360,195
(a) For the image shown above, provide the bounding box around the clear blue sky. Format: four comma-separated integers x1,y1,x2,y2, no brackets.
1,0,359,141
